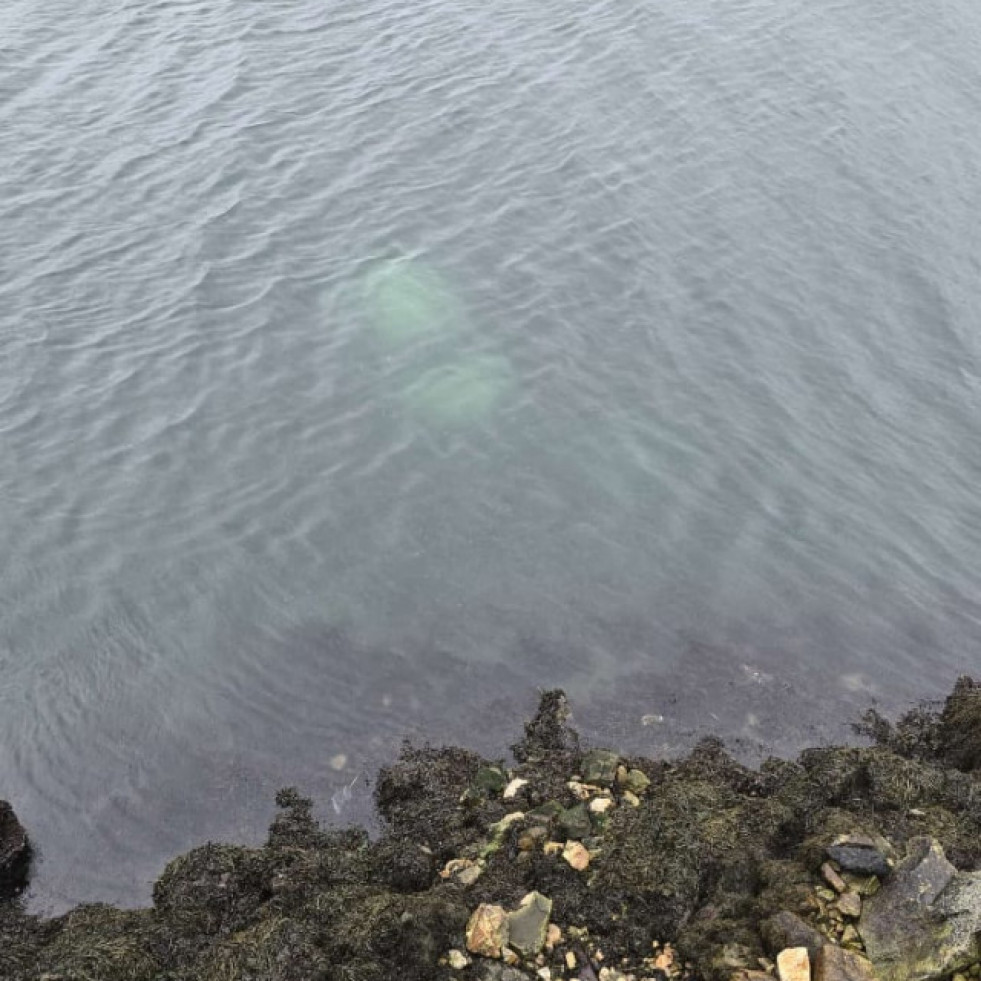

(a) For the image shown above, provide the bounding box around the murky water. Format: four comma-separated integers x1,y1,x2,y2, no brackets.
2,0,981,909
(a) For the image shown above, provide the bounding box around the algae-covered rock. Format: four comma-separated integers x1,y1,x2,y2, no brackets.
859,837,981,981
581,749,619,786
938,676,981,772
0,800,29,897
474,766,509,795
557,803,592,840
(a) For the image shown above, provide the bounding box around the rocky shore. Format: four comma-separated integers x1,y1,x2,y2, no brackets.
3,678,981,981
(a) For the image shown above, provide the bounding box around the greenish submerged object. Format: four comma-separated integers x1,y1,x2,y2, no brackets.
403,354,515,427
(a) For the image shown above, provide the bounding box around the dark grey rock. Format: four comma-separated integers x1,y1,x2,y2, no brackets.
827,835,892,878
473,765,508,795
0,799,30,897
813,944,878,981
506,891,552,956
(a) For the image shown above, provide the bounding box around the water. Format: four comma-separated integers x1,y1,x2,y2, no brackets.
2,0,981,910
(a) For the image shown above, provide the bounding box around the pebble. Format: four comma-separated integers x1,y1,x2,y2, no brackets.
566,951,578,970
563,840,591,871
543,841,564,856
590,797,615,815
837,891,861,918
822,862,847,893
448,949,469,969
537,970,552,981
503,778,529,799
328,753,348,771
622,790,641,807
546,924,563,948
776,946,810,981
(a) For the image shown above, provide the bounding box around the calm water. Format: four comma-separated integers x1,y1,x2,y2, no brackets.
3,0,981,910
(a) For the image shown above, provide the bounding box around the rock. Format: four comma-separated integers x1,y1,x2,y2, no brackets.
813,944,878,981
0,799,30,896
537,969,552,981
543,841,564,856
589,797,614,815
622,789,641,807
565,951,578,970
621,768,651,794
562,840,590,871
458,863,484,887
860,836,981,981
823,863,848,894
546,923,562,948
474,766,508,795
762,912,827,961
467,904,509,958
841,925,860,947
827,836,892,878
503,778,529,799
558,803,592,840
837,892,861,918
507,892,552,956
448,948,470,969
527,800,564,821
479,964,530,981
581,749,619,786
776,946,811,981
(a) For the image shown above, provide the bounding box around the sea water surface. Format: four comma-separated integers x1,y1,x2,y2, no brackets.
2,0,981,909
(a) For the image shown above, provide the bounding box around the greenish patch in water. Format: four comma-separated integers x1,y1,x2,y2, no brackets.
403,354,515,428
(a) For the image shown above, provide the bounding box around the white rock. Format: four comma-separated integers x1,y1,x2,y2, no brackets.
448,949,469,969
503,778,529,799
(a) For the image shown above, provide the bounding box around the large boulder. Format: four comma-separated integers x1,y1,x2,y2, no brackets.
859,836,981,980
0,799,30,897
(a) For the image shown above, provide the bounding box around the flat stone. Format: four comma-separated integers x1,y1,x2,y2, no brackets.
813,944,878,981
838,892,862,918
827,836,892,878
860,836,981,981
0,800,30,897
507,891,553,956
762,911,827,961
777,946,811,981
823,863,848,893
467,904,509,958
581,749,619,786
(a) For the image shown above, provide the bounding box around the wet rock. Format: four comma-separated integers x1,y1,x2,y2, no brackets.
813,944,878,981
826,836,892,878
507,891,552,956
0,800,30,896
467,904,509,958
557,803,592,840
859,836,981,981
777,946,810,981
581,750,619,786
762,912,827,961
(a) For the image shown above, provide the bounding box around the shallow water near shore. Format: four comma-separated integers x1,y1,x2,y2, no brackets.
2,0,981,910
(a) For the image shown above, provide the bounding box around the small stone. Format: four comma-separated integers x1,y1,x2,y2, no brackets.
837,892,862,918
329,753,348,771
841,925,860,947
502,947,520,966
589,797,615,815
817,887,837,902
622,790,641,807
581,749,620,785
776,947,810,981
467,904,509,958
527,800,564,821
622,768,651,793
507,891,553,956
448,949,470,969
563,840,590,871
503,778,529,799
441,858,477,880
473,766,508,795
457,863,484,887
813,944,877,981
566,951,578,970
822,863,848,893
537,969,552,981
543,841,563,856
616,764,629,784
546,923,562,948
558,803,592,840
